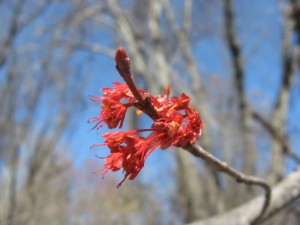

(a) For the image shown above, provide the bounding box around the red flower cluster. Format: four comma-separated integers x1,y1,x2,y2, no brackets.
90,84,203,187
90,48,204,187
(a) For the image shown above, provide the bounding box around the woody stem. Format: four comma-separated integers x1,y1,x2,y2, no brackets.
116,65,145,106
115,66,161,120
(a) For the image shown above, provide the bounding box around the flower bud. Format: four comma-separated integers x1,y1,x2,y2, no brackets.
115,47,131,72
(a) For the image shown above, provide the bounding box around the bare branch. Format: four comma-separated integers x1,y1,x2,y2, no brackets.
251,110,300,164
289,0,300,68
163,0,202,93
183,0,194,34
184,144,271,224
267,0,300,183
0,0,25,68
224,0,256,175
187,167,300,225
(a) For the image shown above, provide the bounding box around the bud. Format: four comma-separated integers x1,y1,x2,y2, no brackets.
115,47,131,72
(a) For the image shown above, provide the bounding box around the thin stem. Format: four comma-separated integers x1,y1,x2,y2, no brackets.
116,65,145,106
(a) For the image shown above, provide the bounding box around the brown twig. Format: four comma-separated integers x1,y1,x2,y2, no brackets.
115,47,161,120
184,144,271,224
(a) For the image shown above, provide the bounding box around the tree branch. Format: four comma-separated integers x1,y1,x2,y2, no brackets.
187,167,300,225
184,144,271,224
251,109,300,164
224,0,256,175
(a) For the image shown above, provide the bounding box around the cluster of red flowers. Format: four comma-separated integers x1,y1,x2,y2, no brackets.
89,48,204,187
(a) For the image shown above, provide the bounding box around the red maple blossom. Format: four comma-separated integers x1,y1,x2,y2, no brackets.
89,47,204,187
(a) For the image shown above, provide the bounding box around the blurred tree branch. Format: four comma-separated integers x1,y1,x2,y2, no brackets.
187,167,300,225
224,0,256,176
251,109,300,164
184,144,271,224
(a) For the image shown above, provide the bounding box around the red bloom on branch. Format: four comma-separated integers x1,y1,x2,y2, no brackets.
89,48,204,187
95,131,148,188
93,130,164,188
88,82,136,129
